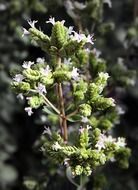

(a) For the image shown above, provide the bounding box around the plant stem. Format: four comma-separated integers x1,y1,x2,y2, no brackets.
66,109,78,118
42,95,60,115
57,57,68,142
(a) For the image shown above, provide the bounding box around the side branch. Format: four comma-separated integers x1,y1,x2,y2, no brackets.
57,82,68,142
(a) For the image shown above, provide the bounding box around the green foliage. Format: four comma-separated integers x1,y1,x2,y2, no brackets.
0,0,136,189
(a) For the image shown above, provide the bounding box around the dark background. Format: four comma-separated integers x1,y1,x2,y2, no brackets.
0,0,138,189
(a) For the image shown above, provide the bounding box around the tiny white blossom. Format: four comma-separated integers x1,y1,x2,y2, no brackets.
105,135,115,143
43,126,52,136
116,106,125,115
116,137,126,148
108,98,116,107
25,107,33,116
61,20,65,25
22,28,29,37
71,32,85,43
36,83,47,95
64,58,72,65
86,125,92,130
27,20,38,28
46,17,56,25
52,142,62,151
95,134,106,150
81,116,88,123
36,57,45,64
17,93,24,100
68,26,74,35
40,65,51,76
22,61,34,69
98,72,110,81
13,74,24,83
86,34,94,45
71,67,79,81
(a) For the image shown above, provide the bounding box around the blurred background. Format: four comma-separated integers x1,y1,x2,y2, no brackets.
0,0,138,189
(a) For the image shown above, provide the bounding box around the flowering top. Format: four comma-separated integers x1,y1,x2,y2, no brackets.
12,19,131,177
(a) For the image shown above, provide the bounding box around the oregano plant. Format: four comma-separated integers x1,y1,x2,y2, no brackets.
11,17,131,188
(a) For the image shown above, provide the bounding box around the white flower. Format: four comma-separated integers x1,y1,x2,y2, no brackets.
22,61,34,69
86,34,94,45
86,125,92,130
116,106,125,115
116,137,126,148
46,17,56,25
81,116,88,123
36,57,45,64
36,83,47,95
61,20,65,25
105,135,115,143
71,32,85,43
64,58,72,65
25,107,33,116
95,134,106,150
71,67,79,81
22,28,29,37
108,98,116,107
68,26,74,35
98,72,110,81
79,125,91,133
52,142,62,151
40,65,51,76
17,93,24,100
43,126,52,136
13,74,24,82
27,20,38,28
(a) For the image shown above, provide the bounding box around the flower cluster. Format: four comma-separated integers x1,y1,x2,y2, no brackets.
41,126,130,176
12,18,131,177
